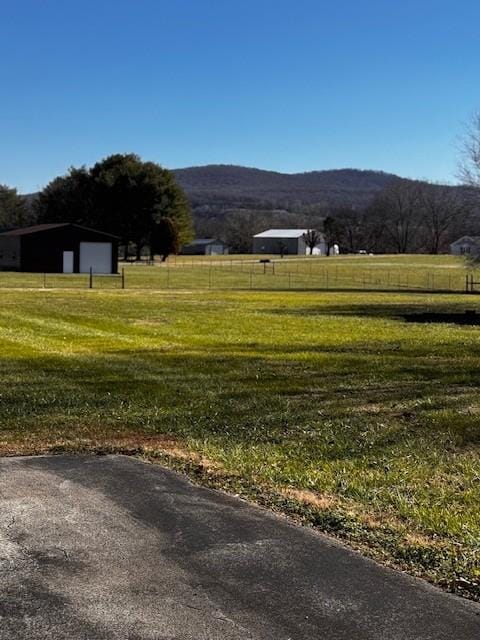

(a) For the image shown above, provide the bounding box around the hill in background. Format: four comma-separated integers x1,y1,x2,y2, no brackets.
24,165,401,245
173,165,397,212
25,164,471,253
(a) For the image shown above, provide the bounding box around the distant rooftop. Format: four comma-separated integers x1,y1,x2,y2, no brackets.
253,229,318,239
184,238,225,246
451,235,480,244
0,223,70,236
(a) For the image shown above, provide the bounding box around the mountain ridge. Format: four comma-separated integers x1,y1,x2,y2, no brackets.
173,164,400,210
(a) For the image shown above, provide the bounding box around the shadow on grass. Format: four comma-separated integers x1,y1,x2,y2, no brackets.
2,346,480,597
265,299,480,320
1,346,479,453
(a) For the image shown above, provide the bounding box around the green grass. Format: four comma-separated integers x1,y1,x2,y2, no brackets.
125,254,476,292
0,253,476,292
0,266,479,598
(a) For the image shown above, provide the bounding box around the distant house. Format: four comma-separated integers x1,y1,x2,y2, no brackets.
181,238,229,256
450,236,480,257
253,229,328,255
0,223,119,273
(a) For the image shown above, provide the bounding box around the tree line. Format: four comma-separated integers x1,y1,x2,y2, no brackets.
0,154,194,261
194,178,478,254
323,179,476,255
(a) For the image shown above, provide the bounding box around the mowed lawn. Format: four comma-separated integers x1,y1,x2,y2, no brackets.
0,285,479,598
0,253,475,292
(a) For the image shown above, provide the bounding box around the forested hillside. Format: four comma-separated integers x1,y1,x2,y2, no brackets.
172,165,477,254
173,165,396,210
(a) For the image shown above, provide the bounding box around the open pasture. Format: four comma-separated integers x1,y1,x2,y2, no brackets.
0,253,476,292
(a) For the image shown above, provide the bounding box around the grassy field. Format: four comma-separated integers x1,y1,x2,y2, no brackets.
0,253,476,292
0,259,479,599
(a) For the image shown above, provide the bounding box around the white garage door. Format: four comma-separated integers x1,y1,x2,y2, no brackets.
79,242,112,274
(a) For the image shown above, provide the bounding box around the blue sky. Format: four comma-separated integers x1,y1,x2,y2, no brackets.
1,0,479,192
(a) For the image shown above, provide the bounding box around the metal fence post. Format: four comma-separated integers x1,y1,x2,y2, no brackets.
121,267,125,289
89,267,93,289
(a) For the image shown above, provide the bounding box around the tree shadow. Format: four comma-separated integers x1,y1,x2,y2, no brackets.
265,299,480,322
0,345,479,458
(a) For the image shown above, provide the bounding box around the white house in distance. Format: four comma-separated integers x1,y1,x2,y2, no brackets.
253,229,331,255
450,236,480,257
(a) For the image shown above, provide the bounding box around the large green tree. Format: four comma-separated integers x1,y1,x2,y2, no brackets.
35,167,93,227
0,185,32,229
150,217,179,261
35,154,193,258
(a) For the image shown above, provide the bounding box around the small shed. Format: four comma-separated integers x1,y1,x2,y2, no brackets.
181,239,229,256
0,223,119,273
450,236,480,258
253,229,327,255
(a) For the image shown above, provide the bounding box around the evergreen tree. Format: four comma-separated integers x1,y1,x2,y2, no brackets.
150,217,179,261
35,154,193,259
0,185,32,229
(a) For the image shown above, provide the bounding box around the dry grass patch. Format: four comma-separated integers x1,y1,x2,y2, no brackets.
278,487,339,511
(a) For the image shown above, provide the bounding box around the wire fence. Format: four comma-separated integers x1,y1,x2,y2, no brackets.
0,263,477,293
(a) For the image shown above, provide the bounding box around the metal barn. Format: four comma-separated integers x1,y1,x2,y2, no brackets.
252,229,327,255
0,223,119,273
181,239,229,255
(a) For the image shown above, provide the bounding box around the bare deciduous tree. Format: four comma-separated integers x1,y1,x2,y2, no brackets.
323,216,343,255
370,179,421,253
458,112,480,188
302,229,322,254
418,182,471,254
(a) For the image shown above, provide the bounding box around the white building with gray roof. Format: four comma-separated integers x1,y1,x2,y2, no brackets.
253,229,328,255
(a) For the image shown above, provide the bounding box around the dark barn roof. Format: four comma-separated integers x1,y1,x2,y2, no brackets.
0,223,119,240
0,222,119,274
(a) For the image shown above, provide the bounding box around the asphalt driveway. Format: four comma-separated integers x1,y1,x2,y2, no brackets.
0,455,478,639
